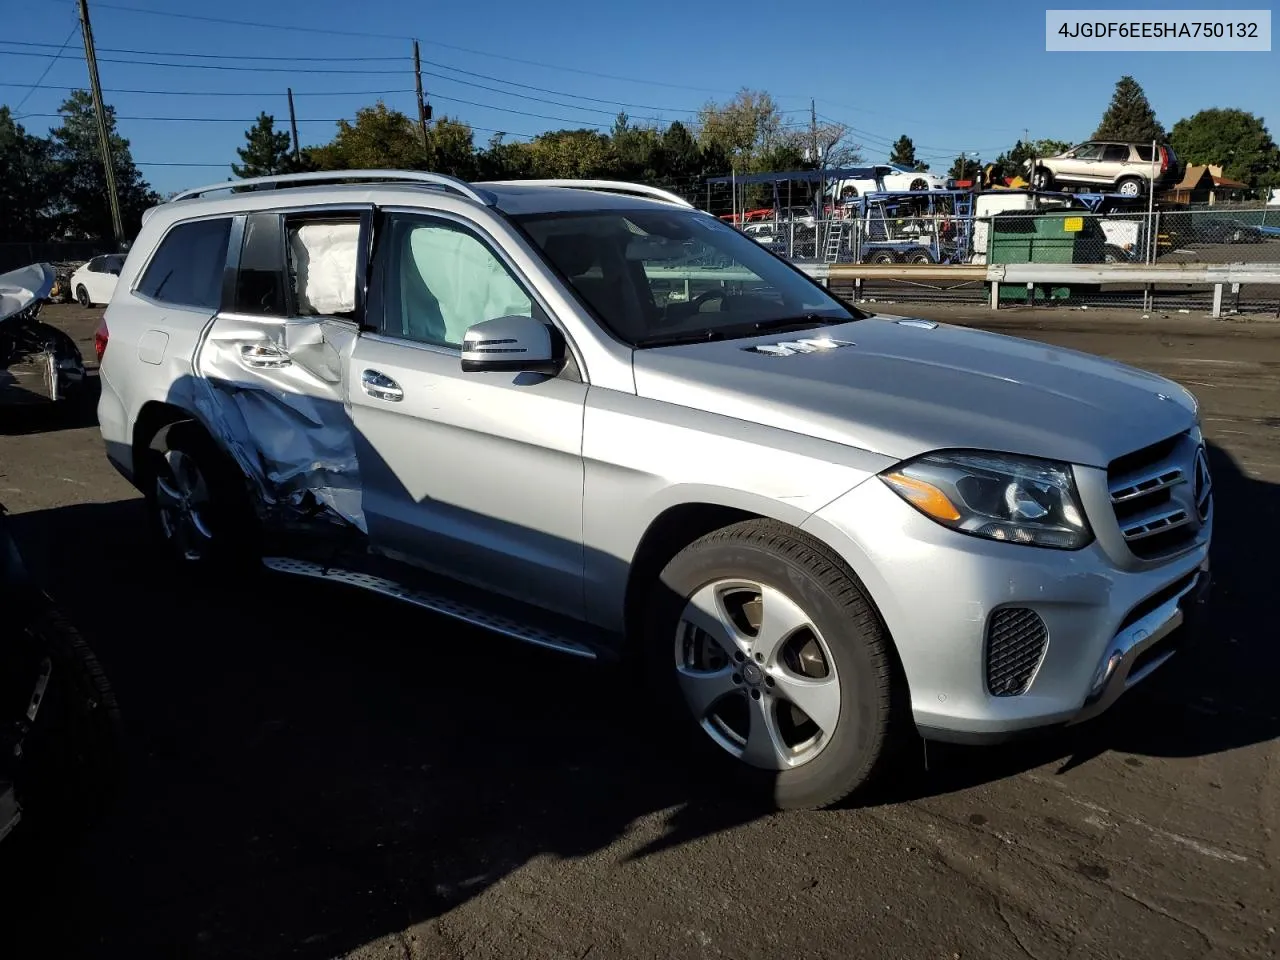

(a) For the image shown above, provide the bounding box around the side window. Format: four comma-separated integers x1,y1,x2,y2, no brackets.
137,217,233,310
1074,143,1104,161
382,214,541,348
1102,144,1129,162
233,213,288,316
1134,144,1155,162
86,257,103,273
286,216,361,319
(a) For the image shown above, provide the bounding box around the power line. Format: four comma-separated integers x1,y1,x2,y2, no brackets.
9,24,78,114
0,48,408,74
0,82,417,98
0,38,408,62
67,1,747,95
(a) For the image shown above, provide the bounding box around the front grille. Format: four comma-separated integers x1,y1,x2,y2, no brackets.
1107,431,1205,560
985,608,1048,697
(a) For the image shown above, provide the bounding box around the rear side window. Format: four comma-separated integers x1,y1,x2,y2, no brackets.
137,217,233,310
233,213,288,316
286,216,362,319
1134,144,1155,162
1102,144,1129,162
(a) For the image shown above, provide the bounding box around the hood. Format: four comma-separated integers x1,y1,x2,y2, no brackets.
0,263,54,325
630,316,1196,468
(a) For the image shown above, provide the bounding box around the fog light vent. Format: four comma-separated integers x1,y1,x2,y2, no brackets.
985,608,1048,697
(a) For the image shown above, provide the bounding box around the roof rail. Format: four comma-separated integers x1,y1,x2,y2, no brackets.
167,170,496,206
480,179,694,208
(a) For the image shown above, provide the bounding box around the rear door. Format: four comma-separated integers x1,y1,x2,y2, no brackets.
191,205,372,529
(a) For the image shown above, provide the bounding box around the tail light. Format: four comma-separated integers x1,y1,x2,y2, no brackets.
1159,147,1169,173
94,317,109,363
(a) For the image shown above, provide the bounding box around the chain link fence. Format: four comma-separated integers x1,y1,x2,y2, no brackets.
736,203,1280,315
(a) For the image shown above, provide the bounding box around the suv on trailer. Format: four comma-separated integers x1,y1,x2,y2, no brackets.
96,171,1212,810
1026,141,1181,197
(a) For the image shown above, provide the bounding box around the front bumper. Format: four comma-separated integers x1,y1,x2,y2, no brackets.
801,475,1212,743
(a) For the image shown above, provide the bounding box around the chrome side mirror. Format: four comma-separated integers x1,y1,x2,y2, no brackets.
460,314,563,375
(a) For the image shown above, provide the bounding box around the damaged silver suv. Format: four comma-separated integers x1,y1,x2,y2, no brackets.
98,171,1212,809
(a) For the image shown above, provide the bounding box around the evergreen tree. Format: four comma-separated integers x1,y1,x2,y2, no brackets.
889,135,928,171
1094,76,1166,143
233,112,297,178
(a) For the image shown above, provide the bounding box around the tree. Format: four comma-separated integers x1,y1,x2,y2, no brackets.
696,88,789,167
611,112,663,182
232,112,297,178
525,128,616,179
307,101,424,170
889,135,928,171
426,116,477,178
47,90,158,243
1094,76,1166,143
1170,108,1280,189
948,154,981,181
0,106,57,241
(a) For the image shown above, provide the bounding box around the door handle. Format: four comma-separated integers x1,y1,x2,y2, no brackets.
361,369,403,402
240,342,291,368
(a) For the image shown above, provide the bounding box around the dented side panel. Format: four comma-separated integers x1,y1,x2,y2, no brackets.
192,313,366,531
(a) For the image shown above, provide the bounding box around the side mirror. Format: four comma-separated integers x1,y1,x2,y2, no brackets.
460,314,563,375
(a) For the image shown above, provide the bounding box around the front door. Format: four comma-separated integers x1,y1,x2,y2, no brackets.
348,210,588,620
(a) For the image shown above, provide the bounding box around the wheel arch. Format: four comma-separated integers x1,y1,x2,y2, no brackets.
131,400,203,488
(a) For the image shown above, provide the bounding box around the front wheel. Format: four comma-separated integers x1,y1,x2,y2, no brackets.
646,520,898,810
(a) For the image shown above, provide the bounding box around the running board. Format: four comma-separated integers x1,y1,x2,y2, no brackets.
261,557,598,660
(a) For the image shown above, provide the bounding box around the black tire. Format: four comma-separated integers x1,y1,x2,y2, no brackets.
142,421,259,576
8,604,123,840
909,178,929,192
1102,244,1128,264
1031,167,1053,191
866,250,898,265
75,285,90,308
1115,176,1144,198
905,248,936,265
644,519,898,810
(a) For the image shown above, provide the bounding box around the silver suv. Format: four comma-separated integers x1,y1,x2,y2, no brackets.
97,171,1213,809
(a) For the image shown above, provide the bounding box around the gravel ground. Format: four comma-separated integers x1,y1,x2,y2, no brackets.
1,301,1277,960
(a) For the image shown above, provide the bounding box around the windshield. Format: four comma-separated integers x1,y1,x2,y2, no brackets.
513,208,863,347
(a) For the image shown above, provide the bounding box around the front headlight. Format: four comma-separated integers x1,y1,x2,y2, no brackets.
880,450,1093,550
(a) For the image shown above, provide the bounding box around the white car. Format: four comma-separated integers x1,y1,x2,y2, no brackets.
828,164,949,199
69,254,125,308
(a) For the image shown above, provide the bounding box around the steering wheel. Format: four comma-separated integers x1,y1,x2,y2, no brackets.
688,289,732,312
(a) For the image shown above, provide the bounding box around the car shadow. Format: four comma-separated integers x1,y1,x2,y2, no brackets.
0,498,774,960
856,440,1278,805
0,372,101,437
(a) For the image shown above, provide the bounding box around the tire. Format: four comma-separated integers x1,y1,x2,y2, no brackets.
6,603,123,842
1115,177,1144,198
866,250,898,265
143,421,259,575
1031,168,1053,191
906,249,935,265
76,285,90,308
644,519,898,810
1102,244,1128,264
909,178,929,192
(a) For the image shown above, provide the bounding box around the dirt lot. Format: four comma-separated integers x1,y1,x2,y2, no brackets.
1,302,1278,960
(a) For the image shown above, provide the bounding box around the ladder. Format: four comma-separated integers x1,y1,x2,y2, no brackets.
951,192,975,261
823,222,846,263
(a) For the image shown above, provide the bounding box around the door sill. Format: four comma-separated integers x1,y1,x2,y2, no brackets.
261,555,608,661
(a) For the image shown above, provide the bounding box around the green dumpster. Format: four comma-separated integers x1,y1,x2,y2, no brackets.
987,210,1106,301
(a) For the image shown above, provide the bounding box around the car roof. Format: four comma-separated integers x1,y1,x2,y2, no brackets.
148,180,682,226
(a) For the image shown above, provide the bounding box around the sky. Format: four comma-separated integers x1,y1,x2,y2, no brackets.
2,0,1277,195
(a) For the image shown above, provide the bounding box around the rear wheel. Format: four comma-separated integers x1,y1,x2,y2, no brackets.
1116,176,1144,198
144,422,258,574
75,285,90,308
905,248,936,264
866,250,898,265
646,520,898,810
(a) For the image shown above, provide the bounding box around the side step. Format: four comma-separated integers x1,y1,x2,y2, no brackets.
261,557,599,660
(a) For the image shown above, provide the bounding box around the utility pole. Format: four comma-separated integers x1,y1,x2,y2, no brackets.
77,0,123,249
810,99,823,219
413,40,431,156
286,87,301,162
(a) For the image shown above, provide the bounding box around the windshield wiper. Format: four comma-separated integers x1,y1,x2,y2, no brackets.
633,328,728,348
751,314,851,332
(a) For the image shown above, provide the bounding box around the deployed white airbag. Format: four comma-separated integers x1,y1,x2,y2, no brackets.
289,222,360,316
